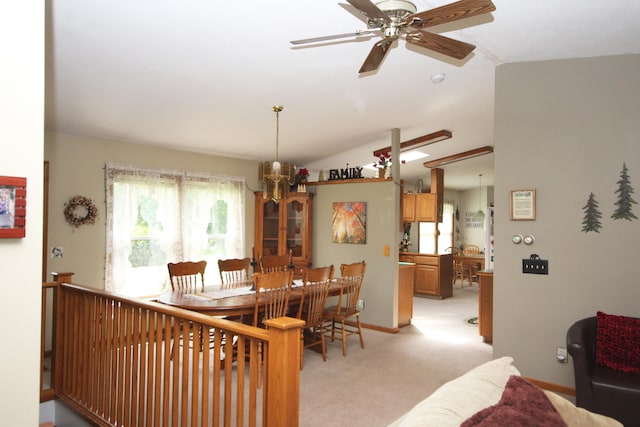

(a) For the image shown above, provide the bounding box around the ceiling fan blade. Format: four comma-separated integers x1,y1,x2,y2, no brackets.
406,30,475,60
290,29,379,45
407,0,495,29
359,39,394,73
347,0,391,24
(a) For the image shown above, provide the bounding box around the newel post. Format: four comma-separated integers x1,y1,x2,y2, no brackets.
263,316,304,427
50,272,73,393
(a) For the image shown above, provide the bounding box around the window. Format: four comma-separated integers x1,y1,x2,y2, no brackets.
418,201,454,254
105,163,245,297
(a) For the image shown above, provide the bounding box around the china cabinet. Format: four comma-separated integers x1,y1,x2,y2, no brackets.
254,192,312,277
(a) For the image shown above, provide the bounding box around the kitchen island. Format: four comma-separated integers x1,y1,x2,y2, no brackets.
398,252,453,299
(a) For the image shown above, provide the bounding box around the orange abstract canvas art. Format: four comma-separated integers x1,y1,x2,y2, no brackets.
331,201,366,244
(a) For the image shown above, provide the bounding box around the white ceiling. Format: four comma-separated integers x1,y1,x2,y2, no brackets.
45,1,640,190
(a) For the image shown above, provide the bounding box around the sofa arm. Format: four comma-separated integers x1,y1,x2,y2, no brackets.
566,316,597,409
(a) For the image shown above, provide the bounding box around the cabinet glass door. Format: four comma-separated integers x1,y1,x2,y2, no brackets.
286,199,304,257
262,200,280,256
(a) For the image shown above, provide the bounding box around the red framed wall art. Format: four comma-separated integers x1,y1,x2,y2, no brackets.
0,176,27,238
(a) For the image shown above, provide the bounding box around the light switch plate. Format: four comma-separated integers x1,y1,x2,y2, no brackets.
522,257,548,274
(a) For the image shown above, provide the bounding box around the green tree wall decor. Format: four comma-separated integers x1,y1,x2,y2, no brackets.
581,192,602,233
611,162,637,221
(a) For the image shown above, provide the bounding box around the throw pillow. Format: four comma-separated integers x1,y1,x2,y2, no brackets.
596,311,640,374
461,375,567,427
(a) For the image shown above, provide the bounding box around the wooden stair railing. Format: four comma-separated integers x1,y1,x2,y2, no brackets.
42,273,304,426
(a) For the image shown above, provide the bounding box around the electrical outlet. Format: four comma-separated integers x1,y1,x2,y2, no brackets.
357,299,364,310
556,346,568,363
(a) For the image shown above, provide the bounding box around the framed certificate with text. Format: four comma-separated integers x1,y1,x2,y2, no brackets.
510,189,536,220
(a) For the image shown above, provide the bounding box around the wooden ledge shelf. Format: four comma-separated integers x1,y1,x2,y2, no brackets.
305,177,391,186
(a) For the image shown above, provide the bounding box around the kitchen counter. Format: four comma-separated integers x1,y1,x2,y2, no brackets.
398,262,415,327
398,253,453,299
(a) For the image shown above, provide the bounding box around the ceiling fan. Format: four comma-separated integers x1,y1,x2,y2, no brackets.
290,0,496,73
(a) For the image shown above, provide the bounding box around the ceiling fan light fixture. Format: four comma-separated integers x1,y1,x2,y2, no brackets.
374,0,417,18
293,0,496,73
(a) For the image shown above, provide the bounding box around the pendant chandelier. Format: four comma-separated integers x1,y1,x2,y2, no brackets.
258,105,295,203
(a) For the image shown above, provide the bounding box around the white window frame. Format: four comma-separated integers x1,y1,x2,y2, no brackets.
418,201,455,254
105,162,245,297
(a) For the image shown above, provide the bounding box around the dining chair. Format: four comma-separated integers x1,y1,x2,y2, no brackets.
296,265,334,368
445,246,462,255
252,269,294,387
218,257,251,289
259,254,291,273
167,260,207,291
323,260,366,357
462,244,481,255
452,255,465,287
461,257,480,286
166,260,208,358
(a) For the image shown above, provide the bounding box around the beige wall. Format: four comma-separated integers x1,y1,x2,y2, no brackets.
44,131,259,287
312,180,400,328
493,54,640,388
0,2,44,425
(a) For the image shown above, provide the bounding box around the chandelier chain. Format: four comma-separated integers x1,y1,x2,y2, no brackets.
273,105,282,161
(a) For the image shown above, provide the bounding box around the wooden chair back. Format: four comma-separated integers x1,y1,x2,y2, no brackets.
297,265,334,366
297,265,335,325
462,244,481,255
336,261,366,315
218,257,251,288
167,260,207,291
259,254,290,273
445,246,462,255
252,270,293,327
452,255,465,286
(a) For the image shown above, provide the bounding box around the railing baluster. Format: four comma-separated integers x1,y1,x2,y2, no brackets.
45,279,300,426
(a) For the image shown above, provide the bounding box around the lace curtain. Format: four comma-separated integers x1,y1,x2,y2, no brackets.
105,162,245,297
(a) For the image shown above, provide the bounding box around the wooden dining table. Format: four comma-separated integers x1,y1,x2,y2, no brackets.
461,254,485,270
157,280,342,318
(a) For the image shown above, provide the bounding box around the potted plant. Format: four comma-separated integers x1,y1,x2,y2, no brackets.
373,152,391,178
296,167,309,184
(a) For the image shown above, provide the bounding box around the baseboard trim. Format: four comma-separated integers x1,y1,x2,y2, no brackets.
339,319,400,334
360,321,399,334
522,376,575,396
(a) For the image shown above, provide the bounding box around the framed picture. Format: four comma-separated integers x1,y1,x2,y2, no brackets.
331,201,367,244
0,176,27,238
510,189,536,221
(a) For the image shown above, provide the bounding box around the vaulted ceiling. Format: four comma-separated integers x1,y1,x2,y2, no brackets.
45,1,640,190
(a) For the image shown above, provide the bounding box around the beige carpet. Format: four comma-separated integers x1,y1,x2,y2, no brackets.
299,284,492,427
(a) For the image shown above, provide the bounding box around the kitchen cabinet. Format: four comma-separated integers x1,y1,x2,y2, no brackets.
402,193,443,222
398,262,415,327
254,192,312,277
477,271,493,343
398,253,453,299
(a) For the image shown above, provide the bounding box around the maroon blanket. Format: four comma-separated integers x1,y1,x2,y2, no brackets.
461,375,567,427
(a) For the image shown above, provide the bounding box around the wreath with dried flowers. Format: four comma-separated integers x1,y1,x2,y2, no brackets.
64,195,99,228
